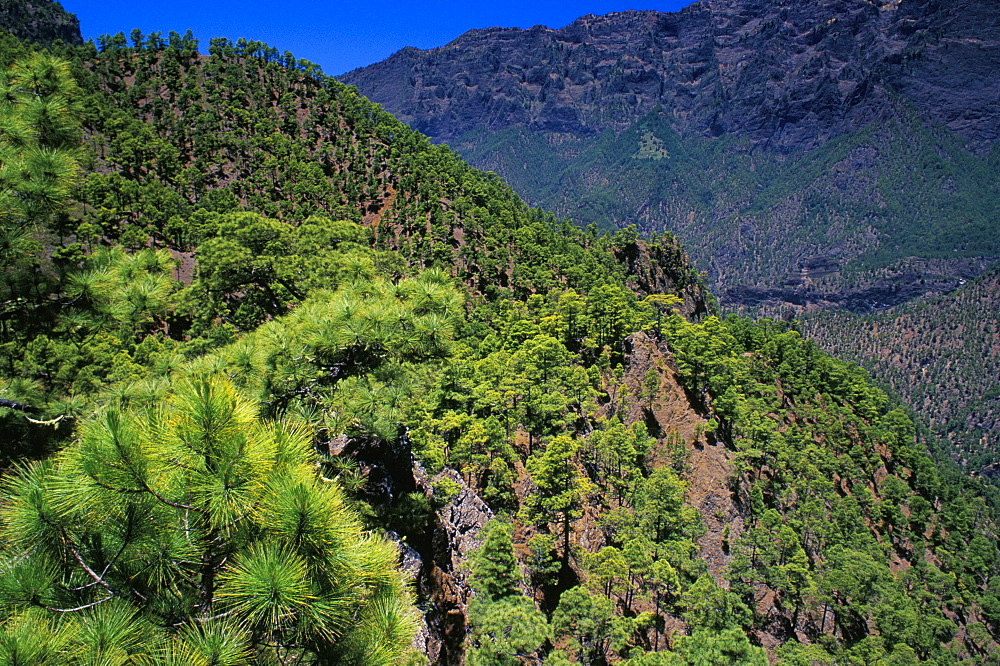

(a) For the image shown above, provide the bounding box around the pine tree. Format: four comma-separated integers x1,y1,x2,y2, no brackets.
0,374,416,663
0,54,79,259
523,435,595,560
466,521,548,665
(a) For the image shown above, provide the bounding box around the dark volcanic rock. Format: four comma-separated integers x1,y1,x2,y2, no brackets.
342,0,1000,154
421,467,493,665
0,0,81,45
614,238,710,319
335,435,493,664
726,256,998,313
890,0,1000,151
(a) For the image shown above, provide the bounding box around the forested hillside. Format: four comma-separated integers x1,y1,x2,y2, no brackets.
1,15,1000,665
0,0,79,45
341,0,1000,482
800,269,1000,476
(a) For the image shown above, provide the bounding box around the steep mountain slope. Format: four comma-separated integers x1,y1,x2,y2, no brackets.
800,269,1000,474
0,31,705,456
72,35,706,311
340,0,1000,477
2,22,1000,665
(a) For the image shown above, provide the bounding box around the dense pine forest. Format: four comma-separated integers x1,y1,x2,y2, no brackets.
1,9,1000,664
799,269,1000,476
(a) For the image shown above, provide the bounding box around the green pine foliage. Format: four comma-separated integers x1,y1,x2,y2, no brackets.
0,375,416,663
465,521,549,665
0,50,81,298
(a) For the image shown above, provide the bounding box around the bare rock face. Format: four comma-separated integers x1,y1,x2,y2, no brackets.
432,468,494,577
414,465,494,665
338,427,494,664
345,435,493,664
613,238,710,319
385,531,433,655
0,0,82,45
342,0,1000,154
620,331,743,582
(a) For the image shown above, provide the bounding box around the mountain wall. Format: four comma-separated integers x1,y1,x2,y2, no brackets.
342,0,1000,154
341,0,1000,293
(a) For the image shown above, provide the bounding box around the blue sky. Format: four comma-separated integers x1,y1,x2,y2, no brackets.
63,0,693,76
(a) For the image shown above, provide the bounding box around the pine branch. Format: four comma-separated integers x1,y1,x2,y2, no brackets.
69,546,115,593
0,397,40,413
45,594,114,613
24,413,65,426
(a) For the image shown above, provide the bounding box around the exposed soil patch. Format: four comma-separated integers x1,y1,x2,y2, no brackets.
620,332,742,583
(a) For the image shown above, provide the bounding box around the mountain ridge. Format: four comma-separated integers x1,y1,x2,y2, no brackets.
342,0,1000,154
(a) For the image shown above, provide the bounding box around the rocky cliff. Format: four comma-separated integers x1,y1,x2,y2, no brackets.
342,0,1000,154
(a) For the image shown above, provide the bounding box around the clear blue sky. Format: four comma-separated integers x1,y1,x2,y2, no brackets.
63,0,693,76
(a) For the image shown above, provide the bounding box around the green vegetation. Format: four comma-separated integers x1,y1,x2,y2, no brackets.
0,52,80,265
0,23,998,665
0,376,416,664
0,0,80,46
457,107,1000,288
800,268,1000,473
465,521,549,665
456,104,1000,481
